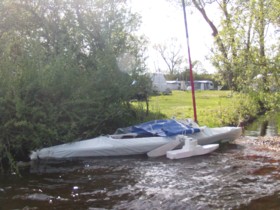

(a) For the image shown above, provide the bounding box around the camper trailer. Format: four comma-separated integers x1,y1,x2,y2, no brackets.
186,80,214,90
166,80,181,90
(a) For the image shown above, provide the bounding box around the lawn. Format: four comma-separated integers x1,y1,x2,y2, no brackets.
147,90,237,127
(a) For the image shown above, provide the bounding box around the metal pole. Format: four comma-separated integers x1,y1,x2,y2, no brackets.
182,0,197,123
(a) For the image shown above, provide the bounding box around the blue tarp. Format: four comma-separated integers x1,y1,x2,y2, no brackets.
124,119,200,137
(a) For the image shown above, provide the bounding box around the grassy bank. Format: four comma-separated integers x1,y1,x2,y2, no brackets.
142,90,259,127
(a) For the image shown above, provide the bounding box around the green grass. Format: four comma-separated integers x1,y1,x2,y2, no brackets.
146,90,238,127
133,90,259,127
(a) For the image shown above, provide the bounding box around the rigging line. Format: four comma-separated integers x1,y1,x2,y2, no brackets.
182,0,197,123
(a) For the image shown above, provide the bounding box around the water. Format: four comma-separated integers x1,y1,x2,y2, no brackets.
245,115,278,137
1,140,280,210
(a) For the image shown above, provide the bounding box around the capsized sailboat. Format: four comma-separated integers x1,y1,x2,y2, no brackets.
30,119,242,160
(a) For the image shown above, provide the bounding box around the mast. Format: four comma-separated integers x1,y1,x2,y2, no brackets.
182,0,197,122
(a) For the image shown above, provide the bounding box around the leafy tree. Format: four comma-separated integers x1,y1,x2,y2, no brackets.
183,0,277,91
0,0,149,173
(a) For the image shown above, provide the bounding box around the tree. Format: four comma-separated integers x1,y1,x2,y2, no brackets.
190,0,279,92
0,0,149,172
153,37,187,75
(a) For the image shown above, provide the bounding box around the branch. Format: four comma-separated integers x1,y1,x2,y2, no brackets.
192,0,228,59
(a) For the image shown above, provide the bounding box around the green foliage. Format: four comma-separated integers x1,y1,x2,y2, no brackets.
201,0,280,94
190,0,280,116
214,93,260,126
0,0,149,173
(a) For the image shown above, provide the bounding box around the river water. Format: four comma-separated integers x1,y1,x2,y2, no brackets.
245,114,279,137
1,138,280,210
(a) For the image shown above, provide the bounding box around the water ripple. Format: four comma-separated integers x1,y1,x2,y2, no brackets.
1,140,280,209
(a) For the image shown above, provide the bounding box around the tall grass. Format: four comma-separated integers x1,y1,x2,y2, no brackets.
146,90,259,127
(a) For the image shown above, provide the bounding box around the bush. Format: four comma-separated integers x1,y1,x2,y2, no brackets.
0,0,149,173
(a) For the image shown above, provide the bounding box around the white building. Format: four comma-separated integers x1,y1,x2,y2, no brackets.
187,80,214,90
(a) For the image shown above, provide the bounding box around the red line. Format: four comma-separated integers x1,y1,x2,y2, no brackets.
182,0,197,123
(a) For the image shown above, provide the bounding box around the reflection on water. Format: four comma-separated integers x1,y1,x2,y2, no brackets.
245,115,278,137
1,139,280,210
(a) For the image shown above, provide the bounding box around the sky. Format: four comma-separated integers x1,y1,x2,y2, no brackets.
129,0,219,73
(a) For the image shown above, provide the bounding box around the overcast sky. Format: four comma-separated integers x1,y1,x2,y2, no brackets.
129,0,219,73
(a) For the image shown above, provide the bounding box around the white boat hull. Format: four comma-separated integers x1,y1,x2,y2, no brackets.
30,126,242,160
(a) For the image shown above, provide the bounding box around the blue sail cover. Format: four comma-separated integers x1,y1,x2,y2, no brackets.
128,119,200,137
